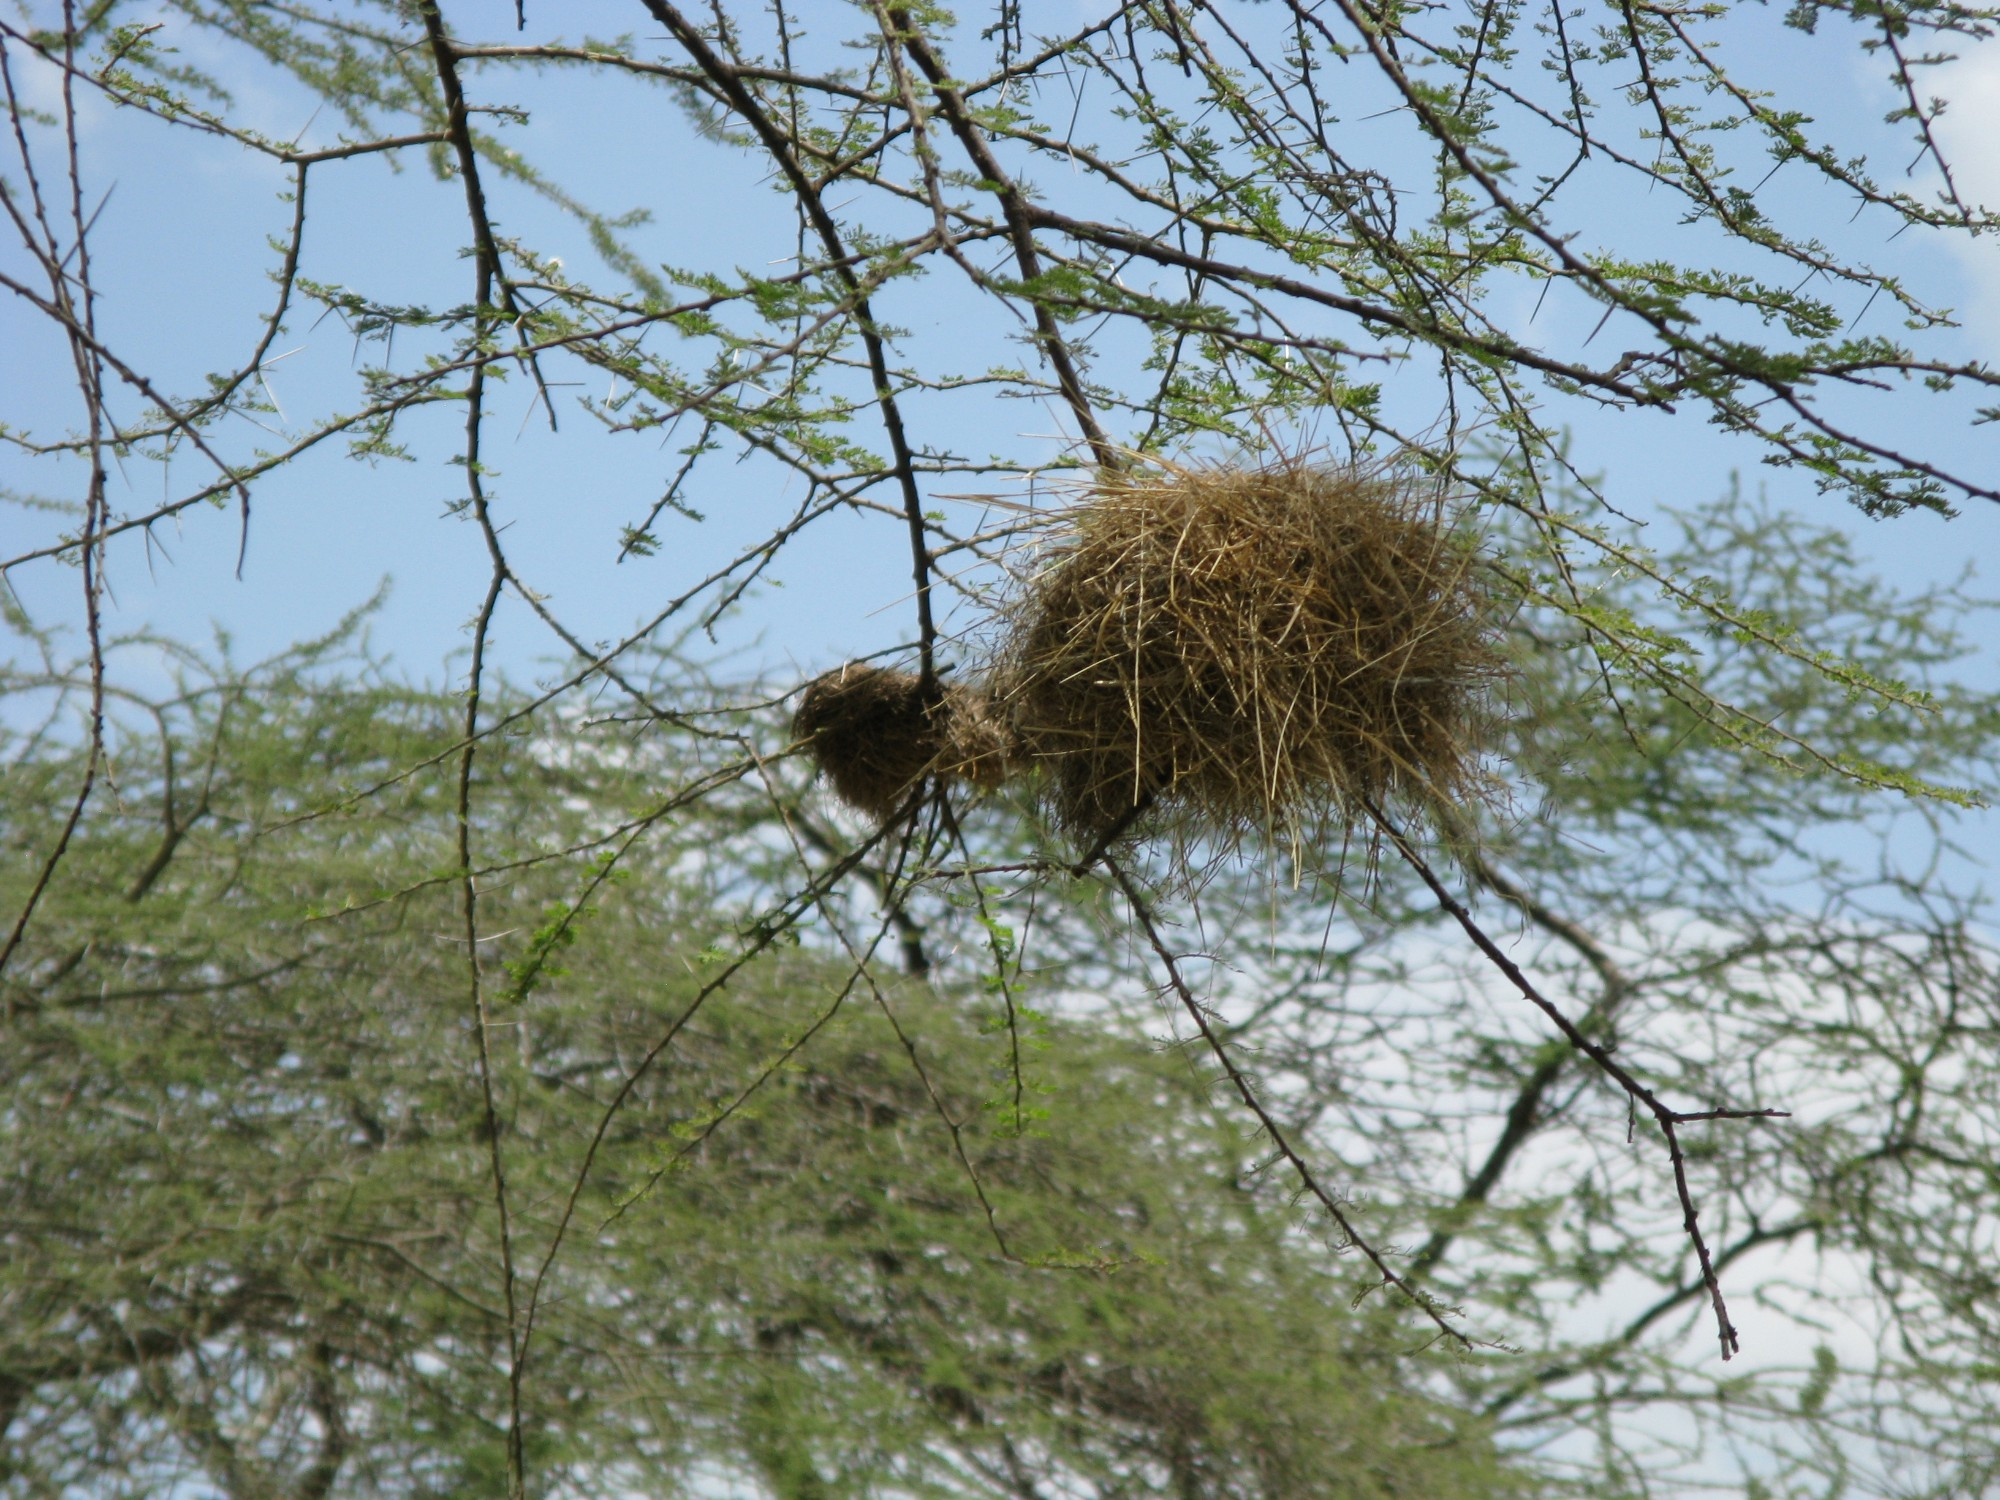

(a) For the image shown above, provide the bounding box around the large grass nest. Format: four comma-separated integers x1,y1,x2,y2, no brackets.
996,458,1505,850
794,663,1013,820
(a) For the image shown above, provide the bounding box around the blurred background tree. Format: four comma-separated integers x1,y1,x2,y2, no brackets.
0,634,1541,1498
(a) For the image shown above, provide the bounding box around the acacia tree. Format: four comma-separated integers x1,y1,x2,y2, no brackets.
0,634,1548,1499
2,2,1998,1498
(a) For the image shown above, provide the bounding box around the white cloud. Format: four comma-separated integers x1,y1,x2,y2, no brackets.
1927,39,2000,356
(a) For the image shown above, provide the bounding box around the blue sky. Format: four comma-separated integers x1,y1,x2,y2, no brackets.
2,0,1996,711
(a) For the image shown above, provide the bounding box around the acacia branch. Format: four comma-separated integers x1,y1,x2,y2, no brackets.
884,6,1116,469
1409,851,1645,1275
0,15,110,984
1105,855,1479,1351
415,8,527,1494
640,0,942,687
1363,799,1786,1360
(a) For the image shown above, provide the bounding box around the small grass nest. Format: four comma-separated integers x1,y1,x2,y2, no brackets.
793,663,1013,820
996,458,1505,850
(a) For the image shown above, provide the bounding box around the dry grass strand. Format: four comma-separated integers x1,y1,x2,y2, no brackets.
997,459,1505,850
793,664,1013,820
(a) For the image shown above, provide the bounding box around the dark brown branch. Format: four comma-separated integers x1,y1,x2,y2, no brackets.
1489,1218,1815,1415
415,7,528,1494
1104,855,1478,1351
885,6,1116,469
1361,798,1787,1361
1004,206,1661,409
0,267,255,543
0,17,110,984
1412,853,1639,1273
296,1341,350,1500
639,0,941,686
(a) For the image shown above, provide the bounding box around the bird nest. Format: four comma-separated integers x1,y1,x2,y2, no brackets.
793,663,1013,820
994,458,1505,850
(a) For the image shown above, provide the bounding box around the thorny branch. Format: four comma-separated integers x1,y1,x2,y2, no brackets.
0,12,109,984
1362,798,1789,1360
1410,851,1638,1274
415,6,528,1494
1104,855,1481,1352
883,5,1116,469
639,0,944,687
